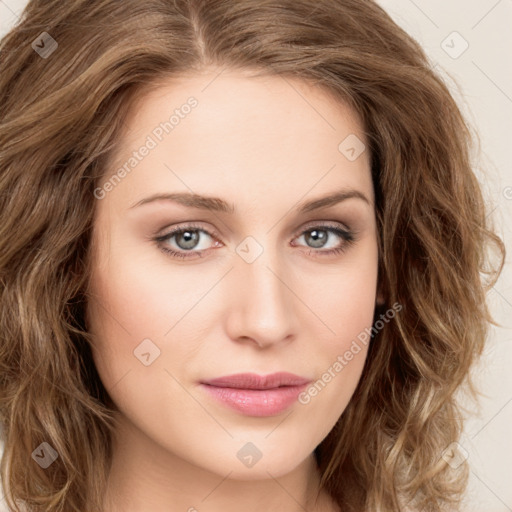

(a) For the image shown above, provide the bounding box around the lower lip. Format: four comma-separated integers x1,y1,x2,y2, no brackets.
200,383,308,417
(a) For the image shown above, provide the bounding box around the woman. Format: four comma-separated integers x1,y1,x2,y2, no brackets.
0,0,505,511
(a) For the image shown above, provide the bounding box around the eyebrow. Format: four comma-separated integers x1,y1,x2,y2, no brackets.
128,188,371,213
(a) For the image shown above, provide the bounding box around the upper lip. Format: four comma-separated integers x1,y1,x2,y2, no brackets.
201,372,310,390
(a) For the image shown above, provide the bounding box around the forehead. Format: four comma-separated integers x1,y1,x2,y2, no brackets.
101,69,373,213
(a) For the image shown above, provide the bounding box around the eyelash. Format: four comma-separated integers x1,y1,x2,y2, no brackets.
153,222,357,260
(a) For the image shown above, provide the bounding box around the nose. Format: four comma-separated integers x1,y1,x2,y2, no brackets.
223,249,297,349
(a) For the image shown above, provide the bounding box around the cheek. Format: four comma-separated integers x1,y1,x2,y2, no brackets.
88,237,204,335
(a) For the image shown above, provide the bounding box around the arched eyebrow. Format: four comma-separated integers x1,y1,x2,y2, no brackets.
128,188,371,213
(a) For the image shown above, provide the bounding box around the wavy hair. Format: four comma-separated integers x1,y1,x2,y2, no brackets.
0,0,505,510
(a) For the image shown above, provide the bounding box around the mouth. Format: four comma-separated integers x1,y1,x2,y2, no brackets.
199,372,311,417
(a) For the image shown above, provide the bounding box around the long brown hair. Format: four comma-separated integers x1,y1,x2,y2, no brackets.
0,0,505,510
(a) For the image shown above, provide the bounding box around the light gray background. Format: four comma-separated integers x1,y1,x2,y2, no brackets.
0,0,511,510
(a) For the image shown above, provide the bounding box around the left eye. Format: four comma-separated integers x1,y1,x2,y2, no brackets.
154,223,356,260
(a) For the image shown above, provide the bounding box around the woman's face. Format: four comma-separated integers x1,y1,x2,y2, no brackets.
86,68,381,481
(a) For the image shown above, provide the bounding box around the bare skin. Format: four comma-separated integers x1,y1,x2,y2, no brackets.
87,66,381,512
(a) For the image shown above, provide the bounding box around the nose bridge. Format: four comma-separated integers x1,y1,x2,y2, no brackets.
226,236,296,347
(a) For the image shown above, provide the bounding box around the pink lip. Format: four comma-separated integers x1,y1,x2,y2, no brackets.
200,372,311,417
